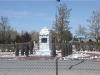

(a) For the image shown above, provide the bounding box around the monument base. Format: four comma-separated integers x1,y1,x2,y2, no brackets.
35,50,51,56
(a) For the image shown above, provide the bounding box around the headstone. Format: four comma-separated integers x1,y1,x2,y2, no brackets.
36,27,52,56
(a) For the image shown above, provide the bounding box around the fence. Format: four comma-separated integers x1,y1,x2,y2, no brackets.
0,59,99,75
0,42,73,57
0,43,100,75
0,44,15,52
0,42,100,57
0,42,34,55
72,41,100,51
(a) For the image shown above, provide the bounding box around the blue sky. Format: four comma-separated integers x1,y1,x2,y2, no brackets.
0,0,100,34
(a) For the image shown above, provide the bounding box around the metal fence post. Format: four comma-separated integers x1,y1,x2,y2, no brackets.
56,58,58,75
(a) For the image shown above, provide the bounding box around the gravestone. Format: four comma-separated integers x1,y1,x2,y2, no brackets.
36,27,52,56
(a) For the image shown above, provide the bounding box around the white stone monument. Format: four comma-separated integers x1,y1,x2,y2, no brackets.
36,27,52,56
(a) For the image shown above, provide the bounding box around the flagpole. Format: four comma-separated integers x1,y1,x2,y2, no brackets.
55,0,60,21
56,0,60,14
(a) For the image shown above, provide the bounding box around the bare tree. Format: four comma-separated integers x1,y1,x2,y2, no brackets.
0,16,10,43
31,32,39,43
53,3,72,57
76,24,88,39
0,16,17,44
88,9,100,43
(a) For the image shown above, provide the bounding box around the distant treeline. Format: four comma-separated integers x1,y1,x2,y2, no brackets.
0,16,39,44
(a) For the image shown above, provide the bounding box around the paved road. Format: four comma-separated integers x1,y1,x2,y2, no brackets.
0,59,100,75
